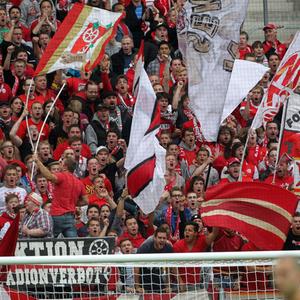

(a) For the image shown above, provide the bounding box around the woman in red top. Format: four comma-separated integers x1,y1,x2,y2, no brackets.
173,222,218,287
10,97,23,122
212,126,235,174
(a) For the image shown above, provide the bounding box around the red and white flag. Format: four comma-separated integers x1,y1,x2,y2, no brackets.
221,59,269,123
201,182,297,250
177,1,249,141
125,68,166,214
279,93,300,197
252,31,300,129
35,4,123,75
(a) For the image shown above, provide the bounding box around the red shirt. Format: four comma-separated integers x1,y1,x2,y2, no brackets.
0,83,12,102
88,194,107,208
212,230,244,252
247,145,267,167
239,45,252,60
16,118,50,140
53,141,92,160
35,89,64,112
18,94,44,109
264,174,294,190
263,40,287,60
51,172,86,216
80,176,94,195
66,77,88,97
81,175,113,196
178,146,197,167
118,231,145,249
173,235,207,284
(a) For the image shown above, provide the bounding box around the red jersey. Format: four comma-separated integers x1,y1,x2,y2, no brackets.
88,194,107,208
173,235,207,284
66,77,88,97
0,83,12,102
53,141,92,160
212,230,244,252
81,176,94,195
264,174,294,190
51,172,86,216
18,94,44,109
80,175,113,196
239,45,252,60
263,40,287,60
118,231,145,249
16,118,50,140
246,144,267,167
178,146,197,166
35,89,64,112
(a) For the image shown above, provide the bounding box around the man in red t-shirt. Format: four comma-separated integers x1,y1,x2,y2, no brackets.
238,31,252,60
262,23,287,60
173,222,218,288
33,155,88,237
16,101,49,141
118,215,145,250
264,159,294,190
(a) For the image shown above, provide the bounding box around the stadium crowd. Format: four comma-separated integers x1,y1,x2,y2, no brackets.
0,0,299,294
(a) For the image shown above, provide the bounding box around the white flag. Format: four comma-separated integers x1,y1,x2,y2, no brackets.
252,31,300,129
177,0,249,141
125,68,166,214
221,59,269,123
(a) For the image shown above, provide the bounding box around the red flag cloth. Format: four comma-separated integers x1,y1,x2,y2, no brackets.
201,182,298,250
0,213,20,282
0,213,20,256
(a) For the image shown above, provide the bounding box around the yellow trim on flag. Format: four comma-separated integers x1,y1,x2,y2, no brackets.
201,198,293,222
89,27,113,66
41,6,92,74
201,210,286,241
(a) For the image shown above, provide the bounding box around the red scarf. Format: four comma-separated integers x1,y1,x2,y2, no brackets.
11,73,20,97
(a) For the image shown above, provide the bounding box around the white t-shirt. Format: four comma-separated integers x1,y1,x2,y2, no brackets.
0,186,27,213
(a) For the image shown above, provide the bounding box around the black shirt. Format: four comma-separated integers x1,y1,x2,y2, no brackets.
283,230,300,250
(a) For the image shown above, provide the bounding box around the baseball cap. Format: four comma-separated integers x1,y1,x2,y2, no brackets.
227,157,240,167
191,214,201,221
96,146,109,155
0,101,10,107
155,22,168,30
95,103,110,111
263,23,277,31
26,192,43,206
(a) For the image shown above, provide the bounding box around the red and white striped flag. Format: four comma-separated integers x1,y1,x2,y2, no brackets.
201,182,298,250
125,68,166,214
252,31,300,129
35,3,123,75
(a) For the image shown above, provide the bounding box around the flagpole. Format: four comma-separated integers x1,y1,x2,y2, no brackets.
25,78,34,151
204,164,212,191
238,131,250,182
272,99,288,184
30,83,66,181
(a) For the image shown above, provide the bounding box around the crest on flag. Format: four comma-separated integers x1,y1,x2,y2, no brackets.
35,4,123,75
